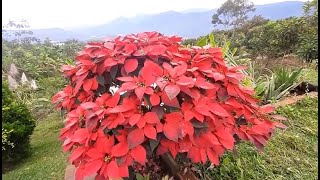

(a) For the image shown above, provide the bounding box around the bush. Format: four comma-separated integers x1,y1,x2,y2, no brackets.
53,32,286,180
254,68,302,103
2,81,35,162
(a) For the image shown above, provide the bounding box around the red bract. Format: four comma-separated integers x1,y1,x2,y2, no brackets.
53,32,286,179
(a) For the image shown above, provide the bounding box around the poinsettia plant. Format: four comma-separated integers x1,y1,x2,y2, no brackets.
53,32,286,180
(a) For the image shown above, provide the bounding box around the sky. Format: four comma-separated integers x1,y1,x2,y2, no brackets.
2,0,308,29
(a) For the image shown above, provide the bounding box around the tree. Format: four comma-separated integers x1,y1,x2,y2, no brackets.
297,0,318,62
2,19,39,44
303,0,318,18
212,0,255,29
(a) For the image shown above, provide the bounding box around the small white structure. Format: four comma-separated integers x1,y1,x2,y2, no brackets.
7,75,18,89
30,79,38,90
8,64,19,77
21,72,29,85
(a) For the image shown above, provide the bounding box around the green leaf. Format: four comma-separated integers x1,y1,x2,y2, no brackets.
209,34,216,47
149,139,159,153
196,36,208,47
136,173,144,180
222,41,231,57
231,48,238,56
37,98,50,102
223,157,230,165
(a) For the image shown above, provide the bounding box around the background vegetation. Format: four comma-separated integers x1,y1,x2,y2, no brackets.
1,0,318,179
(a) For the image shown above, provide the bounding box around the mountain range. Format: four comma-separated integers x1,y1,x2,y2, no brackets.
3,1,305,41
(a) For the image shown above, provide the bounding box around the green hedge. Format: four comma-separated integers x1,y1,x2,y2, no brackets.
2,81,35,162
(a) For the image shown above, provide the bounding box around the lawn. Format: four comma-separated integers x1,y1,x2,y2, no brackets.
2,113,67,180
2,97,318,180
199,96,318,180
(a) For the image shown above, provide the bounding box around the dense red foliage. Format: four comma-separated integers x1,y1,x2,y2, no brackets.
53,32,286,180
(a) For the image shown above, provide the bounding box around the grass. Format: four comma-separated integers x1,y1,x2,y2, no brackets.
2,113,67,180
198,97,318,180
299,68,318,85
2,98,318,180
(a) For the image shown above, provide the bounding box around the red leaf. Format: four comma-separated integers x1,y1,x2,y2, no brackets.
108,104,133,113
206,148,220,165
104,42,114,50
270,115,287,121
180,121,194,137
195,77,215,89
176,76,195,86
83,79,93,92
106,160,120,178
187,146,201,163
91,78,99,90
118,166,129,177
150,94,160,106
273,122,287,129
111,142,129,157
145,45,167,55
163,123,180,142
144,112,160,124
117,76,135,82
75,165,85,180
229,65,247,72
84,159,103,176
144,125,157,140
129,114,141,126
69,146,85,163
210,72,225,81
130,145,147,165
156,123,163,132
250,124,271,134
136,117,146,129
135,87,146,100
208,102,230,117
127,128,145,149
215,129,234,150
253,135,267,146
200,149,207,163
178,137,192,152
124,44,137,54
72,128,89,142
226,72,244,81
217,87,229,102
105,93,120,107
86,147,103,159
164,84,180,100
184,110,195,121
81,102,98,109
104,58,118,67
194,104,211,116
124,58,138,73
161,93,180,108
156,77,169,90
260,105,275,113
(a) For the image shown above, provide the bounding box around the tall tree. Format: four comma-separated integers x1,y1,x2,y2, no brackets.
212,0,255,29
2,20,39,44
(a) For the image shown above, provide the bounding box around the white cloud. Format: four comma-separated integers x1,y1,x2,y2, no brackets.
2,0,308,29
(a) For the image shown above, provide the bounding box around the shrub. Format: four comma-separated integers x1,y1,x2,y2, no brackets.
2,81,35,162
2,128,14,151
256,68,302,103
2,80,14,105
53,32,286,180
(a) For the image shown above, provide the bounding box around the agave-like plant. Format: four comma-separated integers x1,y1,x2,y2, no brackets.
259,68,303,103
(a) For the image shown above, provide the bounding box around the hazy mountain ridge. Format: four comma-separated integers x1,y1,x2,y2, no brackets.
3,1,305,41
